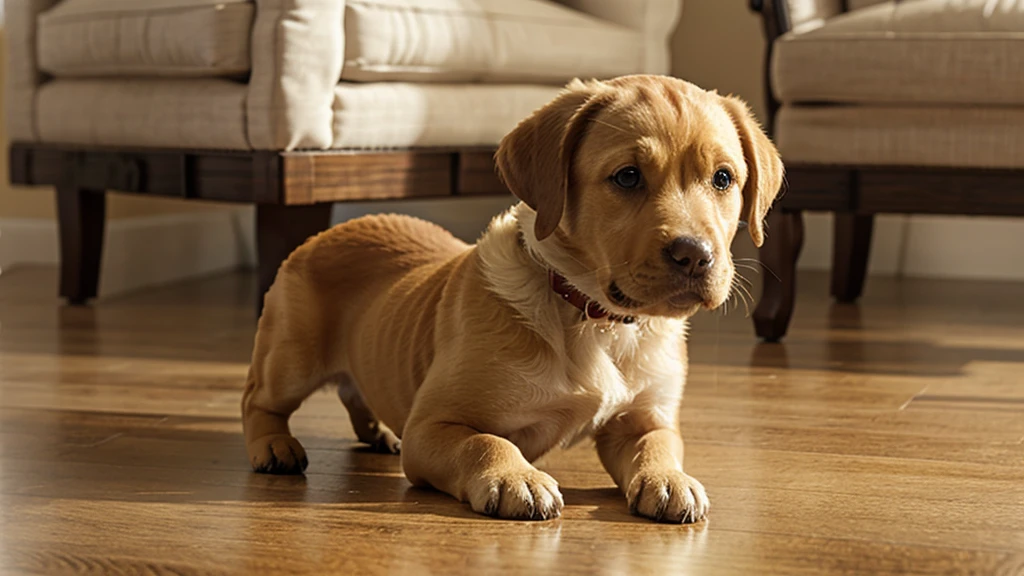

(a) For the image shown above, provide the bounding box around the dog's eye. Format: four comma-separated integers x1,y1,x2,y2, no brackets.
712,169,733,191
611,166,643,190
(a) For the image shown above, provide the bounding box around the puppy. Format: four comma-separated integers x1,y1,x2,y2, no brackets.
242,75,783,522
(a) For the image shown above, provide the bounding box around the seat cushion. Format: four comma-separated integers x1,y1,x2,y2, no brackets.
776,105,1024,169
38,0,254,77
340,0,644,84
332,83,560,148
37,79,250,149
773,0,1024,105
551,0,682,74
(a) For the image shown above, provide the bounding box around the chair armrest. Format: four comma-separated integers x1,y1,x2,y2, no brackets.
551,0,682,74
750,0,791,40
753,0,843,35
5,0,63,142
247,0,345,150
749,0,842,132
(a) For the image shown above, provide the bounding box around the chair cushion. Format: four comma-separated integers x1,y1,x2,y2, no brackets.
340,0,644,84
37,79,250,149
332,82,560,148
37,0,254,77
551,0,682,74
776,105,1024,169
773,0,1024,105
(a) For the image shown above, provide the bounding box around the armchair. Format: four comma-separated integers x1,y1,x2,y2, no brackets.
750,0,1024,340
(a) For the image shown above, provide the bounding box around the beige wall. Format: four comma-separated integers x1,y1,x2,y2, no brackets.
0,29,233,220
671,0,768,122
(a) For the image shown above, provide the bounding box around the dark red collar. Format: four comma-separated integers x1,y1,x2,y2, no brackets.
548,270,636,324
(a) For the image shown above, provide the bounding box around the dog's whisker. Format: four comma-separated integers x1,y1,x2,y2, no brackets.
726,291,739,318
580,261,631,277
736,283,754,317
730,273,755,307
727,275,754,318
733,273,754,288
733,259,781,283
741,276,757,297
760,264,782,283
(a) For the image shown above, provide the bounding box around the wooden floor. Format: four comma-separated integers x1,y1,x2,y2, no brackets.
1,267,1023,575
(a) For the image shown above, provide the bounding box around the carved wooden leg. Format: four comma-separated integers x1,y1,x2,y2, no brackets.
831,213,874,303
753,210,804,342
255,203,334,316
56,186,107,306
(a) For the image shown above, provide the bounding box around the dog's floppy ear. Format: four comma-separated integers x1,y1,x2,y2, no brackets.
720,96,785,247
495,79,612,240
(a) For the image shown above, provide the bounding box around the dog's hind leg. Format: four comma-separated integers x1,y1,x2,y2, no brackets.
242,279,326,475
242,351,322,475
337,375,401,454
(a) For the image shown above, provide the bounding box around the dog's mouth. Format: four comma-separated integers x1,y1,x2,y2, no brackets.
608,281,643,309
608,280,712,314
667,291,704,309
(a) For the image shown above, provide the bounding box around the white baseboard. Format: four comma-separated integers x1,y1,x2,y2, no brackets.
798,213,905,276
0,208,254,298
796,213,1024,281
0,219,59,271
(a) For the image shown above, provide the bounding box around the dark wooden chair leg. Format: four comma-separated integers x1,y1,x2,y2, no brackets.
831,213,874,303
753,209,804,342
255,203,334,315
56,185,107,305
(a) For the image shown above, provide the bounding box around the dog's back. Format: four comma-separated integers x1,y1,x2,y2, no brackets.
242,214,469,472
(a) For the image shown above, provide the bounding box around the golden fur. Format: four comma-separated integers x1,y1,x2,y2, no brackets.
242,75,784,522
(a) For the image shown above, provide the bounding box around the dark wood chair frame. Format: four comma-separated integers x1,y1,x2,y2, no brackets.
749,0,1024,341
8,143,509,312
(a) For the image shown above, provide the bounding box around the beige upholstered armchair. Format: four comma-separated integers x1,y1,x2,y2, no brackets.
6,0,681,307
750,0,1024,341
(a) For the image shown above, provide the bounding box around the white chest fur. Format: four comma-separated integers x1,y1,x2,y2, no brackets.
476,206,688,449
557,318,685,445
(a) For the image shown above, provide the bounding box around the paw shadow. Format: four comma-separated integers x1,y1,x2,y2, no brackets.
353,486,644,523
558,487,651,524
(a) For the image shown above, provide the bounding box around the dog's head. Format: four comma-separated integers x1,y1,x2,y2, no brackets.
495,75,784,319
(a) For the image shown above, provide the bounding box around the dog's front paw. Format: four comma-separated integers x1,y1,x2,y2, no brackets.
248,434,308,475
467,468,564,521
627,469,709,523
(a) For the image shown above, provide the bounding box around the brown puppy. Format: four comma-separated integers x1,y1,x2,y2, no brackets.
242,75,783,522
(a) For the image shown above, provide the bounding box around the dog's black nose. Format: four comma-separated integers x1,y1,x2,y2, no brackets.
666,236,714,277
